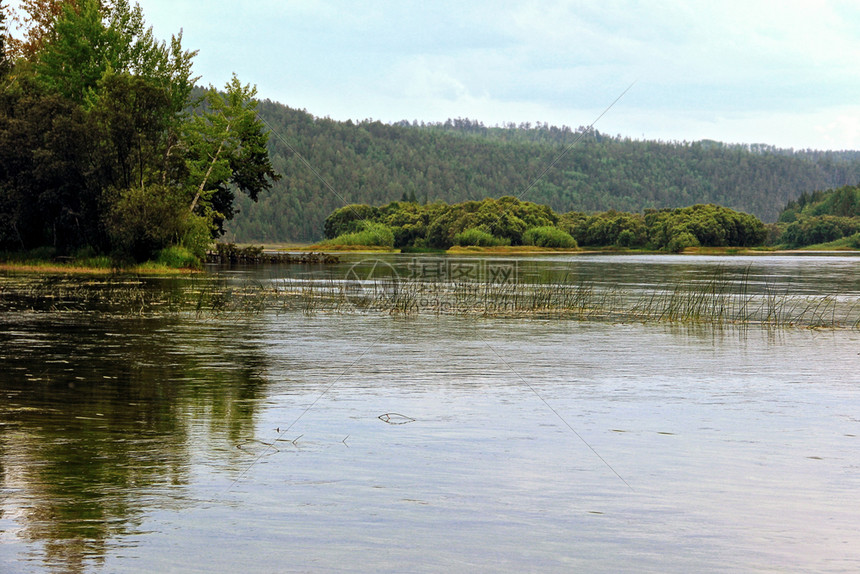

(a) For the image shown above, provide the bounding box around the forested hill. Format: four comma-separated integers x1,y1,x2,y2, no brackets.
227,101,860,242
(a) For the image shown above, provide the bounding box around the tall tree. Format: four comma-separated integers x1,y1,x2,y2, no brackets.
185,74,279,233
34,0,196,108
4,0,75,60
0,0,277,260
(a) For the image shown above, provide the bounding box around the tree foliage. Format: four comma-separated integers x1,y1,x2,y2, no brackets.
226,104,860,243
774,184,860,247
0,0,277,261
185,76,280,234
322,197,766,251
4,0,75,60
0,1,11,78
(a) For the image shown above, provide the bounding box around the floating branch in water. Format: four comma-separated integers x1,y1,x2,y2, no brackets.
235,439,280,455
378,413,416,425
275,434,303,446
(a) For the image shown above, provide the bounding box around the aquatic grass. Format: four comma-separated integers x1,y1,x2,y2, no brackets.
2,269,858,329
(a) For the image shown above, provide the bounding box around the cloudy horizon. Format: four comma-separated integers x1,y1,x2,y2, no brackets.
9,0,860,150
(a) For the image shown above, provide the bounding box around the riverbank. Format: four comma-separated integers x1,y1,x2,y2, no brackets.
301,242,858,256
3,243,856,276
0,260,199,276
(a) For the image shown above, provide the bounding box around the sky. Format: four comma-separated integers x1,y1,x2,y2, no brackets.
11,0,860,150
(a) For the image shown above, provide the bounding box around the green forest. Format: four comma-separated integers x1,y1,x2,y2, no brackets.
0,0,277,263
227,104,860,243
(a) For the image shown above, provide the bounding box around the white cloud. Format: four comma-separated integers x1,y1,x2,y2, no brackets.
13,0,860,149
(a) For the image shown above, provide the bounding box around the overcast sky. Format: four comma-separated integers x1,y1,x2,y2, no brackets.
18,1,860,150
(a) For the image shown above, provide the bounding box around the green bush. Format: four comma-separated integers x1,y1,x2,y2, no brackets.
849,232,860,248
666,231,700,253
323,204,381,238
181,214,212,260
24,246,57,261
106,185,188,262
522,226,578,248
0,246,56,263
453,227,510,247
323,221,395,247
616,229,635,248
156,245,201,268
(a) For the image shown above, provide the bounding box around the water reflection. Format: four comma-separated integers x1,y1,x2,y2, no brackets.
1,255,859,572
0,314,269,573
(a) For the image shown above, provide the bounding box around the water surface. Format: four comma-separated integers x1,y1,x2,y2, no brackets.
1,255,859,573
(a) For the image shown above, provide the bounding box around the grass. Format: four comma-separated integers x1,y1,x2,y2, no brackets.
2,268,856,329
156,246,202,269
454,228,511,247
683,246,780,255
306,244,398,252
0,248,201,276
0,261,115,275
274,270,859,329
795,236,860,251
447,245,580,254
318,222,395,248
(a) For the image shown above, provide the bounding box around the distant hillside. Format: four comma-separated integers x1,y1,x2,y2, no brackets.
226,101,860,242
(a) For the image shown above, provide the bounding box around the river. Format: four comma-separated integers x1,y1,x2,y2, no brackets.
1,254,859,573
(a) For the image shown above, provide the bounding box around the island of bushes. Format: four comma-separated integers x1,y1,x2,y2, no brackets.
321,185,860,252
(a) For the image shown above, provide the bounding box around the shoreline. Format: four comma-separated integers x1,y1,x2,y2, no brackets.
2,245,857,276
0,262,200,276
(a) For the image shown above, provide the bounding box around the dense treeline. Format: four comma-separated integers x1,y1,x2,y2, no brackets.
0,0,277,262
227,102,860,243
775,185,860,247
323,197,767,252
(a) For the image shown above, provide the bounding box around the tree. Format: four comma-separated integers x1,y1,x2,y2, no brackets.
0,0,276,260
0,89,103,251
34,0,196,108
0,1,10,79
4,0,75,60
184,74,280,235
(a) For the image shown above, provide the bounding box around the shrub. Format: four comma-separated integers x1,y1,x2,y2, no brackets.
522,226,578,248
667,231,700,253
615,229,635,248
453,227,510,247
106,185,188,262
181,214,212,260
323,204,380,238
156,246,201,269
323,221,395,247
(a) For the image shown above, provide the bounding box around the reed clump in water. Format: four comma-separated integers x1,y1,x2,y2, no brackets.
2,271,857,329
206,244,339,265
282,269,859,329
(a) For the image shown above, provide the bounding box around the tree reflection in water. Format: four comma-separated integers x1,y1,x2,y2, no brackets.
0,314,269,573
